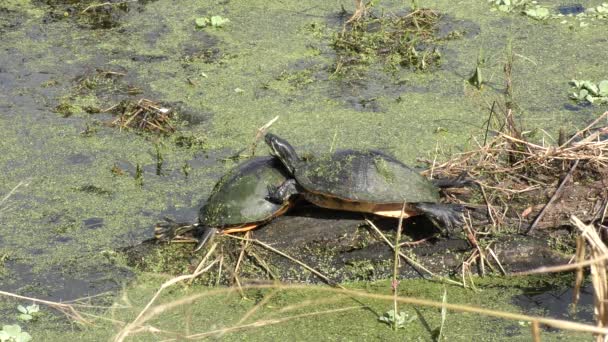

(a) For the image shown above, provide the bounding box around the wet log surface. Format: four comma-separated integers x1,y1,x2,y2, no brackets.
123,206,572,284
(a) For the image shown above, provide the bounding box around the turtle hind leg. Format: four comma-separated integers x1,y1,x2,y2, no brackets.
412,202,464,231
266,178,300,204
155,218,198,241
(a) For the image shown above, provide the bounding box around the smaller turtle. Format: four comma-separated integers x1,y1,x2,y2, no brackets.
155,156,292,251
264,133,464,230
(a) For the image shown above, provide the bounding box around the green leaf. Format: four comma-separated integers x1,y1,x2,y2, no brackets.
210,15,229,27
584,82,599,95
598,80,608,97
17,305,27,314
0,331,10,342
195,17,209,28
2,325,21,336
525,7,550,20
26,304,39,314
579,89,589,100
19,313,33,321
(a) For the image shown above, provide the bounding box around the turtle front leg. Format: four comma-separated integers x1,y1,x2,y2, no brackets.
266,178,300,204
412,202,464,233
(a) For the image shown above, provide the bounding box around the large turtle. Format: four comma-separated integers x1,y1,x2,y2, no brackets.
155,156,292,251
264,133,464,229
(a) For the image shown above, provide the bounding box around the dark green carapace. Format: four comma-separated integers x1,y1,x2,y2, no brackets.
296,150,440,203
200,157,291,227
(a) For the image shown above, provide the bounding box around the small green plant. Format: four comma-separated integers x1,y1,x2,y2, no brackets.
0,324,32,342
378,309,416,329
135,163,144,187
468,47,485,89
17,304,39,322
488,0,529,13
195,15,229,28
524,5,550,20
569,80,608,104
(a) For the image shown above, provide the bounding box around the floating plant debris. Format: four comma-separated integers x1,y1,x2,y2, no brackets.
109,98,176,134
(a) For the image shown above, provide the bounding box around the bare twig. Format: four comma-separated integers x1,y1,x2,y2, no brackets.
525,159,579,234
225,235,344,289
366,219,463,286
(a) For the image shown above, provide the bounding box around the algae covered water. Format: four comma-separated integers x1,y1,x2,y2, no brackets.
0,0,606,340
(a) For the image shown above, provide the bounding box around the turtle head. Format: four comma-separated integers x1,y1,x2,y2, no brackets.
265,133,299,174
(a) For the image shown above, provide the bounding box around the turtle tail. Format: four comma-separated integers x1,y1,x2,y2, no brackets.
431,172,475,189
412,202,465,231
154,218,198,242
193,227,218,252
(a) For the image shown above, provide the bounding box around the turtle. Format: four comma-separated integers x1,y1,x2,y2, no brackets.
264,133,464,230
155,156,292,251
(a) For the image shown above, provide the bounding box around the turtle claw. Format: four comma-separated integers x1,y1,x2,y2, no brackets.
194,227,218,252
413,202,465,232
266,185,284,204
266,179,300,204
154,218,198,242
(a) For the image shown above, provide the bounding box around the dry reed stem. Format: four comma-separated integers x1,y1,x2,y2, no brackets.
81,0,137,13
391,202,407,330
561,112,608,148
234,289,279,326
0,181,28,210
570,216,608,339
346,0,366,24
513,253,608,276
531,321,541,342
183,306,365,340
232,231,251,297
118,284,608,338
526,159,579,234
187,242,218,285
250,115,279,156
114,259,219,342
572,235,585,310
485,246,507,275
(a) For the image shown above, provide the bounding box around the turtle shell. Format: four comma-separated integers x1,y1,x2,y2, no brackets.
295,150,440,204
199,157,290,228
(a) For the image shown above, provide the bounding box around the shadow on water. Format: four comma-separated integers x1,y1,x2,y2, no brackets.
512,283,595,328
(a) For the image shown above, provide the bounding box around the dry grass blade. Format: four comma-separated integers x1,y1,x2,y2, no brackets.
114,259,219,342
531,321,541,342
525,159,579,234
346,0,367,24
184,306,365,339
0,181,28,209
572,235,585,311
391,202,407,330
119,284,608,338
570,216,608,339
81,0,137,14
250,115,279,156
